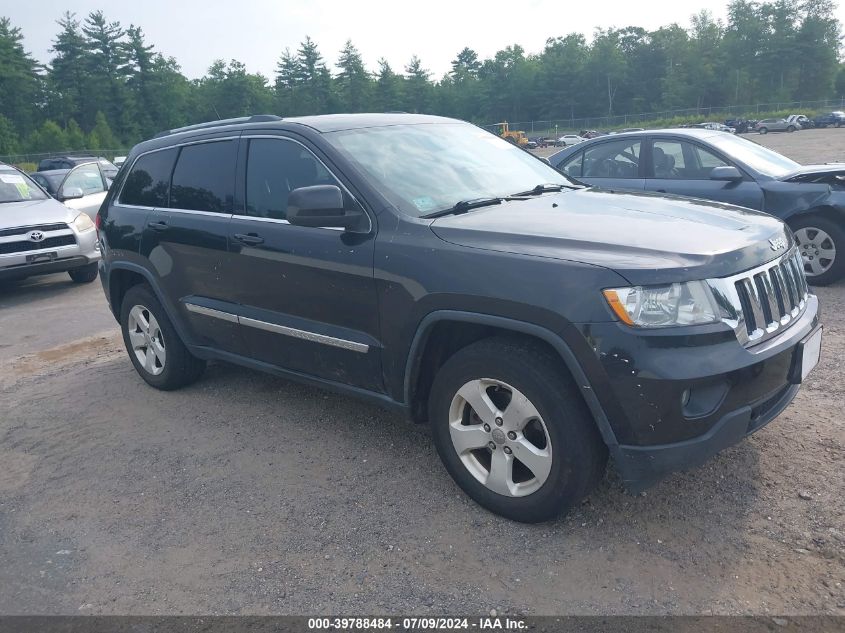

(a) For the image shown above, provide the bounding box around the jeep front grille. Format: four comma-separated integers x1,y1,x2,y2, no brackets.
707,248,810,348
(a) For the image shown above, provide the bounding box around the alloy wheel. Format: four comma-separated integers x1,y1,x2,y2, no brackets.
448,378,552,497
795,227,836,277
127,304,166,376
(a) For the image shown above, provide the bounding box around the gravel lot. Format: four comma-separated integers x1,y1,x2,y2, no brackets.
0,130,843,616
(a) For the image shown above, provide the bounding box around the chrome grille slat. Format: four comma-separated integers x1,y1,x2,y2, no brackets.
707,246,810,348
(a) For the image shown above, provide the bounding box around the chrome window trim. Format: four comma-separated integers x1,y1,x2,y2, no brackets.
183,301,369,353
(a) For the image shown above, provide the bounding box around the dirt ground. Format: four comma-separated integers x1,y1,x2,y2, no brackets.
0,130,843,616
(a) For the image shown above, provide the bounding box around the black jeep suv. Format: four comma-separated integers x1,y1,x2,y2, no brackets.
97,113,822,522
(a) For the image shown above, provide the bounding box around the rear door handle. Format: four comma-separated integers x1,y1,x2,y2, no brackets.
234,233,264,246
147,220,168,231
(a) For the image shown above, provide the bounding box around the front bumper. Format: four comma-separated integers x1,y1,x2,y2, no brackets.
0,227,99,280
578,293,820,490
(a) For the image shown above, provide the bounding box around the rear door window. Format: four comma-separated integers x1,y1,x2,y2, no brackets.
119,148,178,207
170,140,237,213
582,139,641,178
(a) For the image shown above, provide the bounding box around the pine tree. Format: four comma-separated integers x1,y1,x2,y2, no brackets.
0,18,42,138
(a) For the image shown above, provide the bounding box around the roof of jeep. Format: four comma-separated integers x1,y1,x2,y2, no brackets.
281,112,456,132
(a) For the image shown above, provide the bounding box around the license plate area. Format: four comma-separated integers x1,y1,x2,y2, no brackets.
25,251,58,263
790,326,822,384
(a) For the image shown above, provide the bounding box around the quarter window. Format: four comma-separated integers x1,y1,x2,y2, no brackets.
582,140,641,178
559,151,584,178
245,138,337,220
119,148,178,207
170,141,237,213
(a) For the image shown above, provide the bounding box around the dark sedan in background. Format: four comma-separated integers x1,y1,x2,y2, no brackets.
549,129,845,284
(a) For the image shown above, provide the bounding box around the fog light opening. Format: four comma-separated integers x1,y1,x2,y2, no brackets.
681,389,691,407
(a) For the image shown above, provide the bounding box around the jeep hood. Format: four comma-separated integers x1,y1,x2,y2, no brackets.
429,188,792,285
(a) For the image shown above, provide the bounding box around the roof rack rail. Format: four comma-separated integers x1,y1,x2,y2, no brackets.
153,114,283,139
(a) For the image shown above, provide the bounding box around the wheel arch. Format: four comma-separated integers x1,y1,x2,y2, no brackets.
403,310,619,448
107,262,194,346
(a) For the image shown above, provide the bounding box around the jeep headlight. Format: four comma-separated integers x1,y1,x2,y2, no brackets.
72,213,94,232
603,281,720,328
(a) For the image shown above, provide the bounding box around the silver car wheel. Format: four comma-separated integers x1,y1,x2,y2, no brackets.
448,378,553,497
795,227,836,277
127,304,166,376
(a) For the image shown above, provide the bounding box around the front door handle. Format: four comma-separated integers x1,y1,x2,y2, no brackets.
234,233,264,246
147,220,168,231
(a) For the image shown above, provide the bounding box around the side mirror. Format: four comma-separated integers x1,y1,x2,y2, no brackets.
287,185,366,232
59,186,85,201
710,166,743,182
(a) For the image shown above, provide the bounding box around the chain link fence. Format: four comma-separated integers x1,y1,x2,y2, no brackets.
483,98,845,136
0,149,131,168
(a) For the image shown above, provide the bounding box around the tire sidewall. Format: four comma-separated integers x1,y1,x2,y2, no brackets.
120,285,180,389
429,343,602,522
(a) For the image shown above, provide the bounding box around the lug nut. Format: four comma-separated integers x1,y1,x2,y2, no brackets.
503,446,512,455
495,417,503,426
488,441,497,451
507,431,517,440
483,424,491,432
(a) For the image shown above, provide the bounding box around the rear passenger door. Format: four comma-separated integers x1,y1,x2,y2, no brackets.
557,138,645,191
139,137,245,355
226,135,382,391
644,138,764,210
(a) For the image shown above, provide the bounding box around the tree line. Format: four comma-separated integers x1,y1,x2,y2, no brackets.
0,0,842,156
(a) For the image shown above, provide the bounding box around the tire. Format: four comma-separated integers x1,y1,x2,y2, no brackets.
789,215,845,286
428,337,607,523
758,127,768,134
68,262,98,283
787,125,796,133
120,284,206,390
836,121,841,128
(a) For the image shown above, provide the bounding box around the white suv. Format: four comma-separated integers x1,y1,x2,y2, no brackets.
0,163,100,283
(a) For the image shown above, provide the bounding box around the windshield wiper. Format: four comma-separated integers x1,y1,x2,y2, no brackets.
511,183,579,197
421,197,504,219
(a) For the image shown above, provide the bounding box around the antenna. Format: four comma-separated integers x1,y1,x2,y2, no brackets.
212,104,221,120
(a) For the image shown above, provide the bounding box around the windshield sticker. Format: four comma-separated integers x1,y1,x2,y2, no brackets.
412,196,438,212
0,174,25,184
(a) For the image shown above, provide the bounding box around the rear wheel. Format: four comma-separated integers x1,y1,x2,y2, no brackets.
428,337,607,523
68,262,98,283
120,284,206,390
790,215,844,285
758,127,768,134
787,125,796,133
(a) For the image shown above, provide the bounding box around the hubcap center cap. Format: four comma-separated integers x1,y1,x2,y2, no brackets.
491,428,506,444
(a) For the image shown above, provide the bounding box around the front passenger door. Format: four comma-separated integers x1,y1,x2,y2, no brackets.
227,136,382,391
644,139,764,210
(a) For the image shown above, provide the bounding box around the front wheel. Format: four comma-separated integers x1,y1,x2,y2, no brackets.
68,262,98,283
758,127,768,134
428,337,607,523
787,125,796,132
790,215,844,285
120,284,206,390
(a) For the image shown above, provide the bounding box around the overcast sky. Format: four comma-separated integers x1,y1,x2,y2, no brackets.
8,0,843,80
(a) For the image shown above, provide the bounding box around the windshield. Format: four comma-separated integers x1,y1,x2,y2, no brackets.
0,169,49,203
324,122,572,217
707,134,800,177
